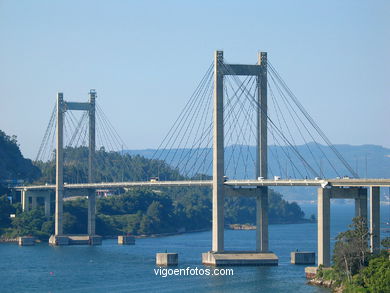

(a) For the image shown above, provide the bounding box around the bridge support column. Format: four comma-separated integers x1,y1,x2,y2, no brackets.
370,187,380,254
44,193,51,217
87,90,97,238
256,188,268,252
22,190,29,212
31,195,37,209
318,187,330,267
88,191,96,236
355,188,368,221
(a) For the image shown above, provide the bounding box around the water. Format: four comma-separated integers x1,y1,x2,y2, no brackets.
1,204,388,293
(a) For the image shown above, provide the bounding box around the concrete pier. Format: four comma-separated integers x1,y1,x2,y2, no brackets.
21,190,51,217
317,187,371,267
291,251,315,264
202,251,278,266
256,189,269,252
88,191,96,236
118,235,135,245
370,186,380,254
156,253,178,266
18,236,35,246
317,187,330,267
49,235,69,246
305,267,319,279
31,196,37,209
355,188,368,220
22,190,29,212
88,235,102,245
49,235,102,245
44,194,50,217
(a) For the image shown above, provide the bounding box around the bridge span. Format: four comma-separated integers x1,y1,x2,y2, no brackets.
15,178,390,191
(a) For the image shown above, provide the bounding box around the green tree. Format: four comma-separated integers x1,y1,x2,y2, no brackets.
0,195,15,228
139,215,152,234
381,237,390,250
333,216,370,282
11,208,50,238
0,130,40,182
360,256,390,292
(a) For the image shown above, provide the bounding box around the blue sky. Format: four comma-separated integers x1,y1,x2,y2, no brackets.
0,0,389,159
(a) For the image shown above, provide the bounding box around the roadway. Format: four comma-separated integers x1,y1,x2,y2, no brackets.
14,178,390,191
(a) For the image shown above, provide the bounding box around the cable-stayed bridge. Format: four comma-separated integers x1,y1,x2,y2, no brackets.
14,51,389,267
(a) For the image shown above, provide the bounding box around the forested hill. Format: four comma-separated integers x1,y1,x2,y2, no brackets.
0,130,40,185
35,146,183,184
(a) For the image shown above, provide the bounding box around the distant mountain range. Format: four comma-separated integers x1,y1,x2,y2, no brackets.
125,143,390,201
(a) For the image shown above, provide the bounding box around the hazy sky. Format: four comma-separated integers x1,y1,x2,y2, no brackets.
0,0,389,159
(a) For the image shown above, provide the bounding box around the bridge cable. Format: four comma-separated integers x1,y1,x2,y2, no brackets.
35,102,56,162
221,61,318,178
267,62,358,178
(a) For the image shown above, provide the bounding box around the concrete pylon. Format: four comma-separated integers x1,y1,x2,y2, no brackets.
55,92,64,236
49,91,101,245
203,51,277,266
355,188,368,222
369,187,380,254
22,190,51,217
256,52,268,252
88,90,96,236
212,51,225,253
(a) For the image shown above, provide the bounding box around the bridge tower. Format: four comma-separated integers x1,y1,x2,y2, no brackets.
49,90,101,246
203,51,278,265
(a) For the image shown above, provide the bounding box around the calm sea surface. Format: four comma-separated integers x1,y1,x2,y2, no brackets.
1,204,389,293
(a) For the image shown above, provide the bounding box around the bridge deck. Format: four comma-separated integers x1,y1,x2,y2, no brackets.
15,178,390,191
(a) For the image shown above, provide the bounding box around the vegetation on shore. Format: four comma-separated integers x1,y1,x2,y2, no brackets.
0,185,312,240
310,217,390,293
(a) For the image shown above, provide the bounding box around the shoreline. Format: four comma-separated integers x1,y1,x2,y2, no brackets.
229,219,315,230
0,237,18,243
0,220,316,243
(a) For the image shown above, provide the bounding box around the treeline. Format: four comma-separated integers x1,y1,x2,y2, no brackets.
0,130,40,185
1,185,309,239
34,146,183,184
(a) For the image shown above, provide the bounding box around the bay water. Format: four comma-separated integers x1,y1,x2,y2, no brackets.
1,204,388,293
